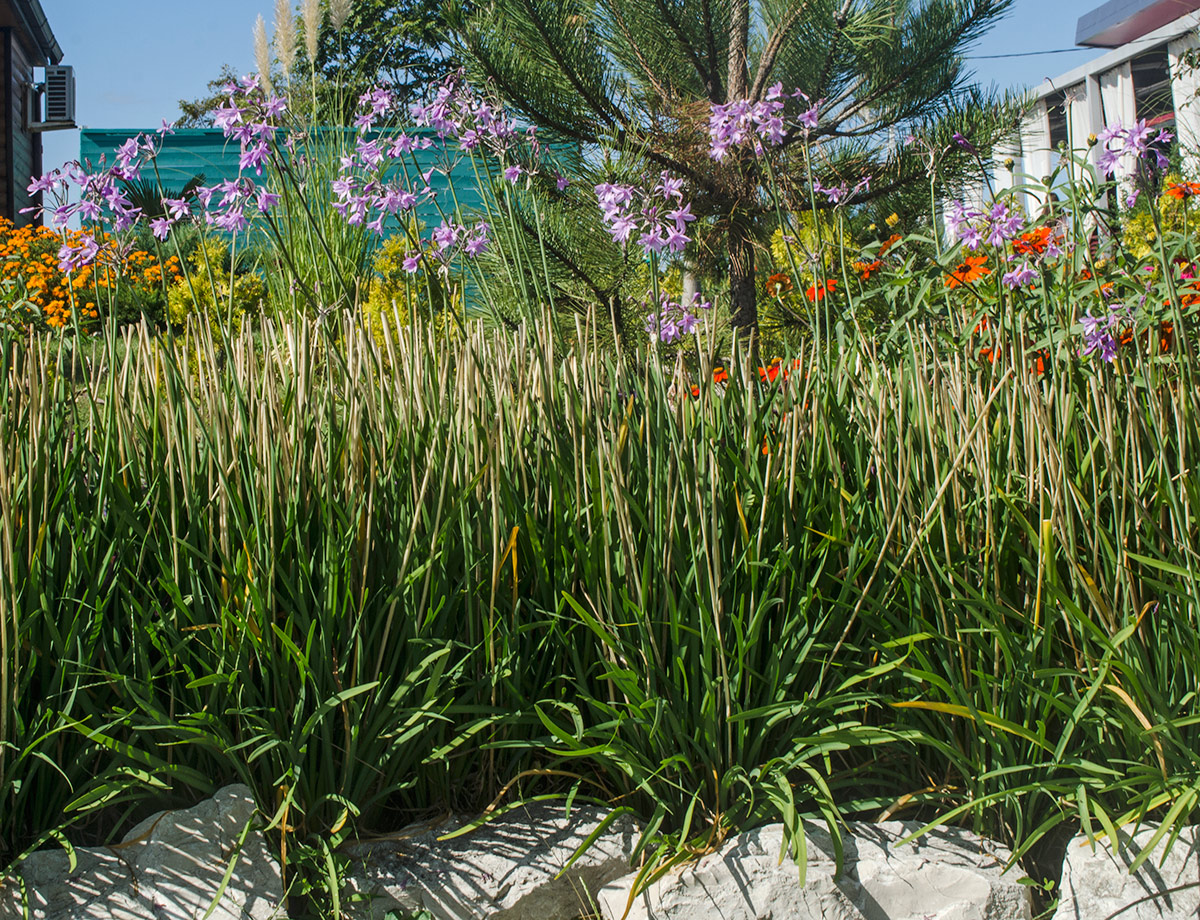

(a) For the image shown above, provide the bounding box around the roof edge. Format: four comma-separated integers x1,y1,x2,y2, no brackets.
11,0,63,64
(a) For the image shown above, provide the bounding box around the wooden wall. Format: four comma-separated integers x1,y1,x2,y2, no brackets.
1,24,42,225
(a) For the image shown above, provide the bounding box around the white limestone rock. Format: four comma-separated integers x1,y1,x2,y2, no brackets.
1053,824,1200,920
344,803,641,919
598,821,1032,920
0,784,283,920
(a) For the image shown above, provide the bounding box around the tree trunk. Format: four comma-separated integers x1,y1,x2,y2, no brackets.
728,221,757,332
727,0,749,100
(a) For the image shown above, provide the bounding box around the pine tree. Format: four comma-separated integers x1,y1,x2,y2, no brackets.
450,0,1025,332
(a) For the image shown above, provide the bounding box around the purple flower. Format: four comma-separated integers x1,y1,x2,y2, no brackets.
257,189,281,212
375,187,417,213
596,174,693,256
58,236,100,273
240,141,270,175
463,222,490,257
555,175,570,192
667,203,695,232
1097,119,1173,178
607,213,638,244
655,174,684,201
952,132,977,154
388,135,416,157
1001,261,1036,289
959,224,984,250
644,291,706,344
28,171,60,195
402,253,421,273
212,208,249,233
1080,306,1119,362
213,103,244,133
638,226,668,254
163,198,191,220
356,138,385,169
432,221,461,251
504,164,522,183
150,217,173,241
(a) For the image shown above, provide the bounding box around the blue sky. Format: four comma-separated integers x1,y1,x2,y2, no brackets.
40,0,1105,177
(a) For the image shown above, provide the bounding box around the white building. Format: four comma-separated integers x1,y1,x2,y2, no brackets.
1002,0,1200,209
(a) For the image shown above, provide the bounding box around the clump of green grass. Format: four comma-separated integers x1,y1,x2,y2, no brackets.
1,297,1198,914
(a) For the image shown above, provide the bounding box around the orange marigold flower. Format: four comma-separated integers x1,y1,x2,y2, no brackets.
712,366,729,384
944,255,990,288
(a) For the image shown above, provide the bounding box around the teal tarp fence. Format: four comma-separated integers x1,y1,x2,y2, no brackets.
79,128,488,230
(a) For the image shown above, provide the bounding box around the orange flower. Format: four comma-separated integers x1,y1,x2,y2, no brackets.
759,358,783,383
944,255,990,288
1013,226,1056,256
712,366,729,384
805,279,837,301
766,272,793,296
879,233,902,258
1031,348,1050,377
1165,181,1200,200
854,259,882,281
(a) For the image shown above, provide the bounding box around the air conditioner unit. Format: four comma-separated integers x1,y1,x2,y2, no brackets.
27,65,76,131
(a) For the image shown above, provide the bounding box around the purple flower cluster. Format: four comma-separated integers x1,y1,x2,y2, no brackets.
334,78,534,237
946,199,1026,251
595,172,695,257
1001,262,1037,290
1097,119,1172,177
401,219,491,273
708,83,820,160
645,291,713,344
409,78,521,157
180,75,293,235
1080,305,1122,362
813,175,870,205
27,135,166,272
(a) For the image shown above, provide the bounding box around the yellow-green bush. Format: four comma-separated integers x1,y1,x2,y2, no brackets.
360,237,466,348
360,237,414,349
166,240,265,333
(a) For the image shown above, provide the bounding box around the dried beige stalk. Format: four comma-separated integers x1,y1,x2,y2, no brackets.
302,0,322,63
253,15,274,93
330,0,353,31
275,0,298,81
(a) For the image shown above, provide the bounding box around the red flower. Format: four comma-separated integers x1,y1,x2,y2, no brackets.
759,359,782,383
805,279,837,301
1013,227,1058,256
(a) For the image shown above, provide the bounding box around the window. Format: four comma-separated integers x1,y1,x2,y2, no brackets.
1132,48,1174,128
1046,91,1070,150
